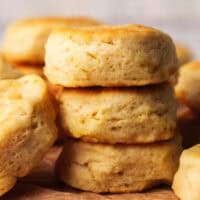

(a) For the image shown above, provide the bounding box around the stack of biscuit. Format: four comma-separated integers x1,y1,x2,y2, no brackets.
3,17,100,77
44,25,182,193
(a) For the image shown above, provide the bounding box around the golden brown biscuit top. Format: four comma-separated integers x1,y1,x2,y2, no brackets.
52,24,172,41
8,16,101,29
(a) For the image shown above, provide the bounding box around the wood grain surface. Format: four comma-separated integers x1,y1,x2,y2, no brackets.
2,146,179,200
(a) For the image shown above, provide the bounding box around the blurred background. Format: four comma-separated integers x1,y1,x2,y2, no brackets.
0,0,199,57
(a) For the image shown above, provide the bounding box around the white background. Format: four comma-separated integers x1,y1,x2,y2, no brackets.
0,0,199,58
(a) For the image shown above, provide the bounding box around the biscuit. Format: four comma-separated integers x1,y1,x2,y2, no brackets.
44,24,178,87
0,53,22,79
59,84,177,144
56,135,182,193
0,75,57,196
172,144,200,200
175,43,193,66
3,17,100,65
13,64,44,77
175,61,200,111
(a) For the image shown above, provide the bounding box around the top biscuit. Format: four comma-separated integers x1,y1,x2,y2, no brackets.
44,24,178,87
3,17,101,65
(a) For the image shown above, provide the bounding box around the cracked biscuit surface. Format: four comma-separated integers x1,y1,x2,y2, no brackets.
0,75,57,196
56,135,182,193
3,17,100,65
45,24,178,87
59,84,177,144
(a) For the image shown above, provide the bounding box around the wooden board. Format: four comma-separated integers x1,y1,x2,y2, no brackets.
2,146,179,200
